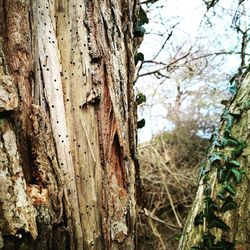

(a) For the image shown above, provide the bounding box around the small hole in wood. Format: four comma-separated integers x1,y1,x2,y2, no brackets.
46,68,49,71
51,105,54,108
57,121,59,123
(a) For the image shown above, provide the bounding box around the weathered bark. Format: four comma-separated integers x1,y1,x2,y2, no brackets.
179,71,250,249
0,0,140,249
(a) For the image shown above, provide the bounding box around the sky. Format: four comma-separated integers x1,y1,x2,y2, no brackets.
136,0,249,143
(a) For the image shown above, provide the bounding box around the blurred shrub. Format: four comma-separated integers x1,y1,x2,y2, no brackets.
137,119,209,250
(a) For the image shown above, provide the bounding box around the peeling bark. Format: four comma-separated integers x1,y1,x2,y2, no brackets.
0,0,139,249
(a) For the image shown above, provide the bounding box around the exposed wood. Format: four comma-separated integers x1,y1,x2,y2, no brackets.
0,0,139,249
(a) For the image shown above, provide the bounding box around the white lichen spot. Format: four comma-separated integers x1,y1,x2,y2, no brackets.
111,221,128,243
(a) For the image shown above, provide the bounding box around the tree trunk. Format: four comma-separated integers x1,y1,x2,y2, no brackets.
179,70,250,249
0,0,140,249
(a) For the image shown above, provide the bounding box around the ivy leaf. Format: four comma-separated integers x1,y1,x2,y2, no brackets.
137,119,145,129
203,183,211,196
228,112,241,119
215,239,235,249
228,81,237,96
210,128,221,147
209,153,221,166
231,168,242,183
134,52,144,65
220,137,239,147
223,183,236,196
136,93,146,105
134,26,146,37
231,141,247,159
138,6,149,26
228,160,240,168
220,196,238,213
194,212,204,226
208,215,230,230
242,99,250,110
204,198,219,220
218,167,228,184
217,189,226,200
202,232,216,247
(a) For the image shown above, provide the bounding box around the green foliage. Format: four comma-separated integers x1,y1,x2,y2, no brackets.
136,93,146,105
220,196,237,213
134,6,148,38
192,94,246,249
194,212,204,226
222,111,235,137
242,99,250,110
192,232,235,250
137,118,146,129
231,141,247,159
208,152,222,166
228,81,237,96
138,6,149,27
134,52,144,65
207,215,230,230
134,26,146,37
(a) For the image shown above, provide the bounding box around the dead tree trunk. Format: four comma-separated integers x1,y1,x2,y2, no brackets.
179,70,250,249
0,0,140,249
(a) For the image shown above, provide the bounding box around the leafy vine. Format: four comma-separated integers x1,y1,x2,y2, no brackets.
191,100,247,249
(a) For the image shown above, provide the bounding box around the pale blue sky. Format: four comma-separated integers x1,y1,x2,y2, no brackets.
136,0,249,142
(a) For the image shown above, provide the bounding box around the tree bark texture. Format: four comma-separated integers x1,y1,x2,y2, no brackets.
179,71,250,249
0,0,139,249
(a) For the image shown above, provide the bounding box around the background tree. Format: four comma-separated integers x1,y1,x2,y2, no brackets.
178,1,250,249
136,0,250,249
0,0,140,249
